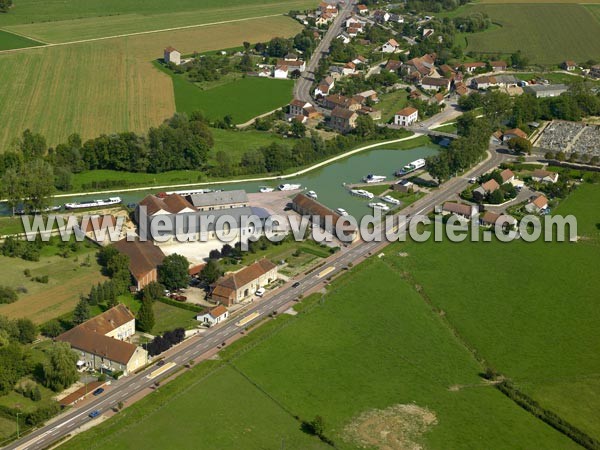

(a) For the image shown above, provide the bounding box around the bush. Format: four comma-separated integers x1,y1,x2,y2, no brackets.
0,285,18,304
23,269,31,277
33,275,49,284
41,320,64,338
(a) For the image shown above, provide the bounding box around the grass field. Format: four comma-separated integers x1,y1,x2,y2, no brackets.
0,30,44,50
171,75,294,124
459,4,600,64
375,89,408,122
0,15,302,151
0,244,106,323
58,255,581,448
1,0,318,42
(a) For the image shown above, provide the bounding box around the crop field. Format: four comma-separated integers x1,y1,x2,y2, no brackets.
1,0,317,42
0,247,106,324
0,30,44,51
172,76,295,124
59,258,578,448
0,15,302,151
460,4,600,64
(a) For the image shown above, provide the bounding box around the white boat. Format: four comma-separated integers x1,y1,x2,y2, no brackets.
15,205,62,215
64,197,122,210
307,190,318,199
259,187,274,193
163,188,213,196
336,208,348,216
368,202,390,211
278,184,302,191
395,159,426,176
350,189,374,199
362,174,387,183
381,195,401,205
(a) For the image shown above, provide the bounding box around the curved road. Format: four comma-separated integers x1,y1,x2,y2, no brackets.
5,144,509,450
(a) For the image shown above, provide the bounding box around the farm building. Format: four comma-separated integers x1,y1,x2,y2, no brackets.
164,46,181,65
292,193,358,243
211,259,278,306
523,84,568,98
56,305,148,376
114,239,166,291
188,190,249,211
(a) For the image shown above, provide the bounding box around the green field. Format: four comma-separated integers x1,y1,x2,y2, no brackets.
458,3,600,65
167,71,295,124
376,89,408,122
58,249,584,448
0,30,44,50
1,0,318,42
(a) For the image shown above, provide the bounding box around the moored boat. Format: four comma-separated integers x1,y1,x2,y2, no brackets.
64,197,122,210
362,174,387,183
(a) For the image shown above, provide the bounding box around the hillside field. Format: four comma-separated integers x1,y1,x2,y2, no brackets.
0,30,44,50
0,15,302,151
460,3,600,64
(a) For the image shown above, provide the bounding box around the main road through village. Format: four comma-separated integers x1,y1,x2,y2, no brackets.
6,142,509,450
5,2,511,446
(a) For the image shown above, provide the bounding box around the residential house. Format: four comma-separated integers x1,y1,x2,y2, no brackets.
562,60,577,71
441,202,476,220
422,28,434,38
403,54,437,80
357,89,378,103
356,4,368,14
342,61,356,75
196,305,229,327
430,92,444,105
352,55,368,66
284,53,298,62
316,14,333,26
490,60,507,72
384,59,403,73
330,107,358,133
274,64,289,79
188,190,249,211
490,130,503,146
500,169,515,184
394,106,419,126
502,128,528,142
113,239,166,291
164,46,181,65
314,76,335,97
454,82,468,96
329,65,345,79
495,75,519,88
345,16,364,29
389,13,404,23
381,39,400,53
211,259,278,306
347,26,360,37
57,305,148,376
523,84,568,98
471,75,497,90
525,194,549,214
373,10,390,23
336,32,351,44
591,64,600,78
357,105,381,120
319,1,338,16
480,211,517,228
258,67,271,77
278,59,305,73
439,64,456,78
457,62,486,73
473,179,500,201
323,94,361,111
292,193,358,242
531,170,559,183
421,76,450,91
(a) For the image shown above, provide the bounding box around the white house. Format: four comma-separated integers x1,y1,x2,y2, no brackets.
274,64,289,79
421,76,451,91
381,39,399,54
525,194,549,214
164,46,181,65
531,169,559,184
314,76,335,97
357,4,368,14
394,106,419,126
342,62,356,75
196,305,229,327
336,32,351,44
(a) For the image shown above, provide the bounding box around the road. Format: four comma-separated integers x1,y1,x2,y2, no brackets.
5,144,510,450
293,0,358,104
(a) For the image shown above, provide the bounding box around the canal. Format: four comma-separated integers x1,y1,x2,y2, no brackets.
1,145,438,218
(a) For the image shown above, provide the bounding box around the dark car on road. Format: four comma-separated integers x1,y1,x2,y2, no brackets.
292,282,300,288
88,410,100,418
157,359,166,367
92,388,104,396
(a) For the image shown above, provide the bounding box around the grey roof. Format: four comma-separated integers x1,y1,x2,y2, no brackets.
188,190,248,208
524,84,568,93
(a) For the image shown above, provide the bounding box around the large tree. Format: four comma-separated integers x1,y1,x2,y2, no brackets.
72,297,90,325
42,342,79,391
22,159,54,212
136,297,155,333
0,168,23,216
199,259,223,285
158,254,190,290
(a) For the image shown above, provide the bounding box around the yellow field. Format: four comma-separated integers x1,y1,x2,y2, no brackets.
0,15,302,150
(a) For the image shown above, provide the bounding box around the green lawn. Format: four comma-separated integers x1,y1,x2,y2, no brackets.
152,301,198,334
165,68,295,124
58,253,579,449
458,3,600,65
376,89,408,122
210,128,290,164
0,30,44,50
384,182,600,439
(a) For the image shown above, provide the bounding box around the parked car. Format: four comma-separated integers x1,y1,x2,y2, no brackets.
255,288,265,297
157,359,165,367
92,388,104,396
292,282,301,288
89,410,100,418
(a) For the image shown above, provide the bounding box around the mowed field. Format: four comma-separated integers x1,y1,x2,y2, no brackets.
0,30,44,50
0,247,106,324
1,0,318,42
461,3,600,64
385,182,600,439
59,260,580,448
0,15,303,151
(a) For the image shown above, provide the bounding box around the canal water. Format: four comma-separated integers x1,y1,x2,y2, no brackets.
1,145,438,218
